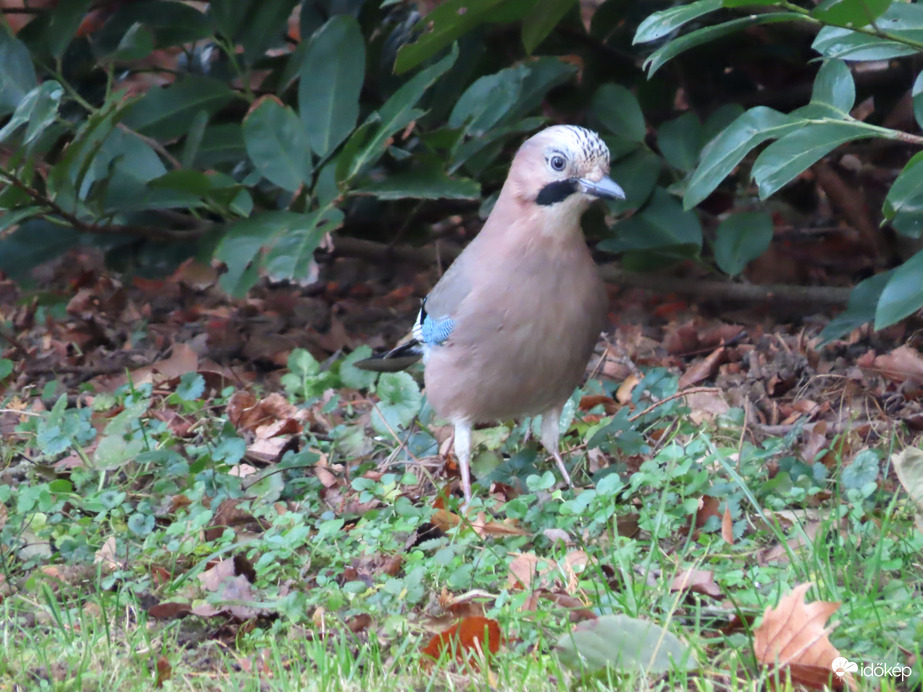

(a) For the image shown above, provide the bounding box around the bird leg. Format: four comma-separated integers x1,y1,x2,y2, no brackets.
453,420,473,507
540,409,573,488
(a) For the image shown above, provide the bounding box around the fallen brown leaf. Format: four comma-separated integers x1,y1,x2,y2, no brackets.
678,346,725,388
420,616,503,665
616,373,641,404
670,568,722,599
721,504,734,544
753,583,856,690
154,656,172,688
695,496,721,530
869,345,923,384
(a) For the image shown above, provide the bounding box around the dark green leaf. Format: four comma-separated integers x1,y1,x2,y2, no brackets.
722,0,781,6
521,0,574,53
914,71,923,131
243,97,313,192
128,512,155,537
93,1,212,54
263,208,345,282
147,169,215,196
0,220,82,281
643,13,801,76
109,22,155,62
883,151,923,238
813,3,923,60
181,109,209,168
394,0,511,74
875,249,923,330
176,372,206,401
54,120,168,212
147,171,248,215
0,207,42,233
237,0,299,63
449,65,525,135
89,130,182,213
298,15,365,157
342,45,458,181
685,107,796,209
339,346,377,390
703,103,745,142
45,0,94,58
601,188,702,254
606,148,661,211
841,449,880,489
810,59,854,112
449,117,546,174
505,57,575,122
210,0,251,39
122,76,236,140
371,372,423,435
556,614,697,674
657,112,703,172
811,0,892,27
216,211,301,296
752,120,872,198
23,80,63,144
0,359,11,381
0,81,64,144
634,0,722,43
335,118,378,183
195,123,247,167
713,211,773,276
592,84,646,143
820,271,891,342
300,0,326,40
0,31,38,117
354,167,480,200
46,103,127,205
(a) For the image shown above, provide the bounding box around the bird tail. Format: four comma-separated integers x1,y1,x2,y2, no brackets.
351,341,424,372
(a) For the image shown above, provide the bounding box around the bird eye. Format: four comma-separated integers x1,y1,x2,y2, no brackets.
550,155,566,171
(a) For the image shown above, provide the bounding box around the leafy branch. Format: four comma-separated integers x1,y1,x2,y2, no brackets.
0,168,210,242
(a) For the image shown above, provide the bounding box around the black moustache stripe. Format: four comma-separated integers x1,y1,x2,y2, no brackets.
536,179,578,206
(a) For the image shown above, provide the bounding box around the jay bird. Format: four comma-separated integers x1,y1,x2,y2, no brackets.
359,125,624,504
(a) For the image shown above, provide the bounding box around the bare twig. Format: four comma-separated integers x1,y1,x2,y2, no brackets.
598,266,851,308
331,236,853,308
117,123,183,170
628,386,722,423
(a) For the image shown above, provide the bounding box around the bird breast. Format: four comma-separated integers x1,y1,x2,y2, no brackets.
423,238,607,424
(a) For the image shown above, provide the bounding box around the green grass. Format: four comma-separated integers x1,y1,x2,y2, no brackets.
0,355,920,690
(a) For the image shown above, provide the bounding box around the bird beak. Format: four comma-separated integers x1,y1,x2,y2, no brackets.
578,175,625,201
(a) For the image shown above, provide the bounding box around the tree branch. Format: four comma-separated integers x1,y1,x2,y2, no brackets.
0,169,212,241
330,236,853,308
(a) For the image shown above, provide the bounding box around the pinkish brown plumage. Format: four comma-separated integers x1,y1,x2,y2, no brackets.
359,125,624,504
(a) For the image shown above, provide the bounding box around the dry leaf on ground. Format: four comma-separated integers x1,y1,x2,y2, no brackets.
753,582,856,690
670,568,722,599
420,616,502,665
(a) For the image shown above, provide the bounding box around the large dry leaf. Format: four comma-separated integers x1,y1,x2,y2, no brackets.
678,346,725,388
420,616,502,664
753,583,856,690
870,345,923,384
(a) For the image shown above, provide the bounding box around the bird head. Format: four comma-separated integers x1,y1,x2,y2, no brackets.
504,125,625,214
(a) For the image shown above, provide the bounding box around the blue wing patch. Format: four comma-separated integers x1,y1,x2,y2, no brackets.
412,302,455,346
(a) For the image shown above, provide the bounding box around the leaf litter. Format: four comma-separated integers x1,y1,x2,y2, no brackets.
0,245,921,687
